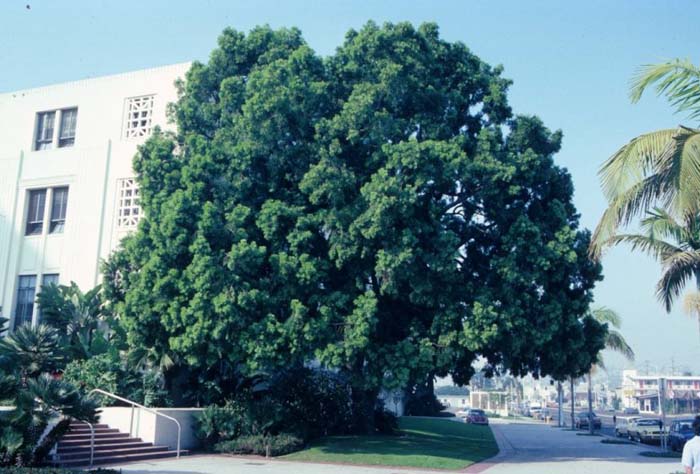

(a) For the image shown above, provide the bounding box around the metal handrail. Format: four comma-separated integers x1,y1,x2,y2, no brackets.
66,418,94,467
88,389,181,460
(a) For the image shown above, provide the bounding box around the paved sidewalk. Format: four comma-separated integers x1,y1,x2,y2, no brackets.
482,419,680,474
113,454,443,474
112,419,682,474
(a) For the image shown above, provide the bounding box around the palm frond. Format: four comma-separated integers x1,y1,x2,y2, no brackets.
590,173,669,258
656,250,700,311
630,59,700,120
676,131,700,212
591,307,622,328
598,129,678,201
604,233,682,261
605,330,635,361
640,208,687,243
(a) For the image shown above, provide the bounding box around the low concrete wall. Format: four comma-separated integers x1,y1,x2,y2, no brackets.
99,407,202,450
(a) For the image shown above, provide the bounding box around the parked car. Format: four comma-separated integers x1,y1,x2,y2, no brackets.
466,409,489,425
529,407,543,419
627,418,663,443
574,412,602,430
615,417,641,438
669,419,695,451
456,408,470,419
623,407,640,415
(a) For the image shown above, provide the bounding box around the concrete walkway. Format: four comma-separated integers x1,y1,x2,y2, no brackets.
482,419,680,474
112,419,682,474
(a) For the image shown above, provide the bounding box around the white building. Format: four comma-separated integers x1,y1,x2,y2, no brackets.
0,63,190,330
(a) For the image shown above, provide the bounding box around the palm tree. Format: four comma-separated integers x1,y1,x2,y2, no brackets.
591,59,700,258
603,209,700,315
586,307,635,433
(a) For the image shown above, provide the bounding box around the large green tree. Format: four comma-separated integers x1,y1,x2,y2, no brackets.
104,22,605,416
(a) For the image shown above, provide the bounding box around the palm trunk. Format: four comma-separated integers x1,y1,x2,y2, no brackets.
587,371,594,434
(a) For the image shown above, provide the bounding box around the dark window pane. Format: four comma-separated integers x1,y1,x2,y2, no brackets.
25,189,46,235
14,275,37,329
49,187,69,234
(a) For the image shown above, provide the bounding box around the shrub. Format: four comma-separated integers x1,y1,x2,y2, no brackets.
195,367,354,446
194,401,248,447
216,433,303,457
62,353,122,405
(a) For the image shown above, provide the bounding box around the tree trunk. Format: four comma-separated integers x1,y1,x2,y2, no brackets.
351,386,380,434
557,381,563,427
570,377,575,429
587,371,594,434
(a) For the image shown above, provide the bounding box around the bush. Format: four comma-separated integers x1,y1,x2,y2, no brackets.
195,367,354,447
62,353,122,405
216,433,303,457
194,401,248,446
62,352,171,408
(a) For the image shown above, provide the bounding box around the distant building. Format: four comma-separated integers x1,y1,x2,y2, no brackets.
621,369,700,414
0,63,190,330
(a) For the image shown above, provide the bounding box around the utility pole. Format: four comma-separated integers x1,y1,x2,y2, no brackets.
658,377,667,451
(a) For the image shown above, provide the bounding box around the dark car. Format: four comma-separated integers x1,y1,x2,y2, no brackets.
574,412,602,430
669,419,695,451
466,409,489,425
623,407,640,415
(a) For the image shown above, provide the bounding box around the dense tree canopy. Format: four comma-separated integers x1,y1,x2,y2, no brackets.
103,22,605,407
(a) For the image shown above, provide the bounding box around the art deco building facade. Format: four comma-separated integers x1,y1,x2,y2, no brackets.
0,63,190,330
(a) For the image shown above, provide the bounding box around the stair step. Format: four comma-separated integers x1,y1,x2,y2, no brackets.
58,436,141,447
58,449,187,467
69,423,109,429
57,445,170,461
62,432,131,440
58,441,154,453
69,428,120,435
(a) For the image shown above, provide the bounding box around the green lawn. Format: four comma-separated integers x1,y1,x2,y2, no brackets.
283,417,498,470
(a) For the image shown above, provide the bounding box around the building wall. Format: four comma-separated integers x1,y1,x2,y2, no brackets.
0,63,190,328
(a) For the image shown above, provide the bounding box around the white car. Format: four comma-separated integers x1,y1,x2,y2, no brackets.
456,408,470,418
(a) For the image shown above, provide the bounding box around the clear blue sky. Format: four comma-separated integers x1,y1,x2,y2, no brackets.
2,0,699,378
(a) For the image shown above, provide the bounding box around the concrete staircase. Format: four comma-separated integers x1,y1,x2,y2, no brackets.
55,421,186,467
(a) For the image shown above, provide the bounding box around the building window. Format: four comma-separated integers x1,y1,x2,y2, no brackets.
116,178,142,228
58,108,78,148
14,275,37,329
36,274,59,323
25,189,47,235
34,108,78,150
49,187,69,234
41,273,59,288
124,95,155,138
35,111,55,150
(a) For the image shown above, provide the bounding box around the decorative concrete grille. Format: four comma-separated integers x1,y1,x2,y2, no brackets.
124,95,155,138
117,178,141,228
